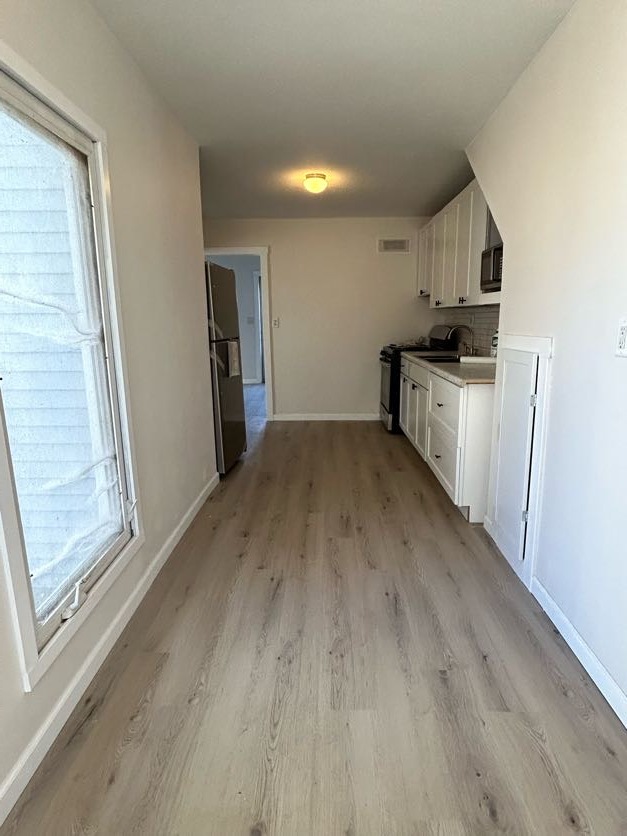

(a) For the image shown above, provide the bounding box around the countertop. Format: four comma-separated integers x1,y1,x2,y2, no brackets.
401,352,496,387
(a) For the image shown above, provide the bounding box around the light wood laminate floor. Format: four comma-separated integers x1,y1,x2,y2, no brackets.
3,418,627,834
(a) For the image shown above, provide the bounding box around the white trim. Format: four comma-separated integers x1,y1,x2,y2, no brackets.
500,333,554,358
205,247,274,419
0,472,219,827
0,39,106,142
274,413,379,421
252,269,264,384
0,48,143,688
243,379,261,385
531,578,627,729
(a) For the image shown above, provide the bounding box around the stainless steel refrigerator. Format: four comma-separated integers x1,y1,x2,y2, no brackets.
205,262,247,474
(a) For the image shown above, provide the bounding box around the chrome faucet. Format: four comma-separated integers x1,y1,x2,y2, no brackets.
450,324,475,357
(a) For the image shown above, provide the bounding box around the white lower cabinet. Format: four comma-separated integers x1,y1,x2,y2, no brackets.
399,356,494,523
399,373,408,434
400,371,428,459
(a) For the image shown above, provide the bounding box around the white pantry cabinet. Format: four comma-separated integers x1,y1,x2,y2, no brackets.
416,179,501,308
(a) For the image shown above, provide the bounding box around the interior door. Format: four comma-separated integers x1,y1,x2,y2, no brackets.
492,349,539,566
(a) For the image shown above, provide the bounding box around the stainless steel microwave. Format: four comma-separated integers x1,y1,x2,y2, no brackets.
481,209,503,292
480,244,503,292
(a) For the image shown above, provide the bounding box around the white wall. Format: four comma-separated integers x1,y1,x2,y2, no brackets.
468,0,627,711
209,254,262,383
205,217,435,417
0,0,215,816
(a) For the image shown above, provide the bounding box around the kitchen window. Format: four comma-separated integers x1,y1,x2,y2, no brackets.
0,69,138,683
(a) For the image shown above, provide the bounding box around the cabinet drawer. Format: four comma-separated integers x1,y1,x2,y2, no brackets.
427,421,459,500
408,362,429,389
429,374,461,437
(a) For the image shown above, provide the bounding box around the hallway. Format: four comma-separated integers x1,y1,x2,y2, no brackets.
3,421,627,834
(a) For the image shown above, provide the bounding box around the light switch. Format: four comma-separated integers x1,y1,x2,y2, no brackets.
272,317,280,328
616,318,627,357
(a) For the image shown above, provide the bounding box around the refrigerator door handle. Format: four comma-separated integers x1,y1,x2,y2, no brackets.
226,340,241,378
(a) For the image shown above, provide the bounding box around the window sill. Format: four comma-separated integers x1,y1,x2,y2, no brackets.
22,529,145,691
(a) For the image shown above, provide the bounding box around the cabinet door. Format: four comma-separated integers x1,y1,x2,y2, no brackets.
399,374,408,434
454,186,473,305
415,383,428,459
407,381,418,444
416,225,432,297
430,214,446,308
442,204,459,306
424,224,435,297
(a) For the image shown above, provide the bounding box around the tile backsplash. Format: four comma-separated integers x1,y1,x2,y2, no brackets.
434,304,500,356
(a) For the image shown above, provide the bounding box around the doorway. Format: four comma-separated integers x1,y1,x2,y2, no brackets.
205,247,273,438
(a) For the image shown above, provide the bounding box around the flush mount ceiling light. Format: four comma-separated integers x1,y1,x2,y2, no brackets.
303,172,328,194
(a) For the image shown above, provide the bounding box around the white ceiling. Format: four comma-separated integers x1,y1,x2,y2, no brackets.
92,0,574,218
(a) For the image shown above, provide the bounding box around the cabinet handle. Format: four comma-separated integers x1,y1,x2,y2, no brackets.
435,300,441,307
436,402,444,408
434,454,442,459
412,383,417,390
458,296,467,304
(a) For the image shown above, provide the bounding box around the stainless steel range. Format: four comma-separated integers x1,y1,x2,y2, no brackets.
379,325,457,432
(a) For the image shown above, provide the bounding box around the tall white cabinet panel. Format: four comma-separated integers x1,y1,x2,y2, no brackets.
488,349,538,566
442,205,459,307
431,214,446,308
453,186,473,305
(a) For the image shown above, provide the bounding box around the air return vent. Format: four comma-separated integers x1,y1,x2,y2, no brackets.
377,237,411,254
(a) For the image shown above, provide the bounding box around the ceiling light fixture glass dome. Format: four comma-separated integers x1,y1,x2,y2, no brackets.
303,172,328,194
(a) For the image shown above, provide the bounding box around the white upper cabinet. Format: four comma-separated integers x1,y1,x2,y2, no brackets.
431,213,446,307
417,179,501,308
442,203,459,307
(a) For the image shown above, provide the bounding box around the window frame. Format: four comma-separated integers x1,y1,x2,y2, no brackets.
0,56,143,691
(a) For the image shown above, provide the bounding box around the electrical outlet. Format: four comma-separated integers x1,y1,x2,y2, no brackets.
616,318,627,357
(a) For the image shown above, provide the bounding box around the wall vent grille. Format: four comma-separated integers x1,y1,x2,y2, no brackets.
377,238,411,254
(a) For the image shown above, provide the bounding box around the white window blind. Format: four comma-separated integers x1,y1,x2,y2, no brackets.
0,79,133,647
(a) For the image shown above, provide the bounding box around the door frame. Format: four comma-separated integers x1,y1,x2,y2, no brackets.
484,333,552,589
205,247,274,420
252,269,264,384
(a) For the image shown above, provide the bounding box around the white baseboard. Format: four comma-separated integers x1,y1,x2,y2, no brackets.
531,578,627,729
0,472,220,827
273,413,379,421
